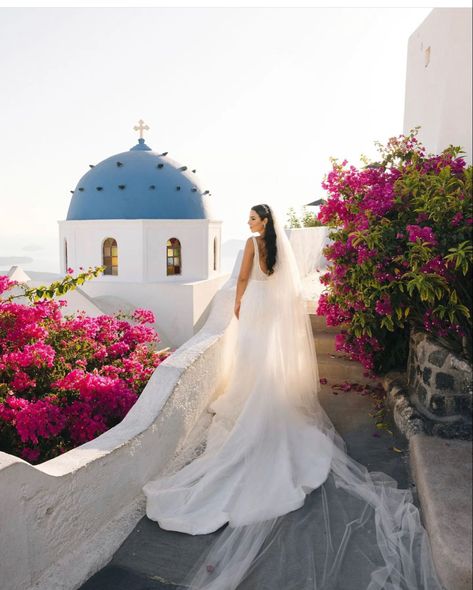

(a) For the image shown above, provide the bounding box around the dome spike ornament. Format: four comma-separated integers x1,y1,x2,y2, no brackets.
133,119,150,140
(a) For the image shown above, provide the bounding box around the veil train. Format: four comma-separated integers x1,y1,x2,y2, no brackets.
143,206,444,590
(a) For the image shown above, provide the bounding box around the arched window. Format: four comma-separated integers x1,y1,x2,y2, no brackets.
213,236,218,271
167,238,181,275
64,239,68,273
102,238,118,276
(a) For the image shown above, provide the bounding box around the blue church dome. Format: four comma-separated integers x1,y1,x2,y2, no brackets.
66,138,213,220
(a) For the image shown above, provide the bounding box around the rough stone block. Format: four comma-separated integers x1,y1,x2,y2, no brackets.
455,396,472,415
435,372,454,390
429,394,446,416
416,383,429,405
422,366,432,385
428,348,448,368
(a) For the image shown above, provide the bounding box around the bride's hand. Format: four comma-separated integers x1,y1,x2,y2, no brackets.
234,301,240,319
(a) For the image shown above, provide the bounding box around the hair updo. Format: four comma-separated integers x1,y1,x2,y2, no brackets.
251,203,277,275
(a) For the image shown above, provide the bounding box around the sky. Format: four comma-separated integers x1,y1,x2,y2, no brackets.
0,6,434,272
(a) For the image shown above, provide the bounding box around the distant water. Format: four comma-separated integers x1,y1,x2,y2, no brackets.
0,234,60,275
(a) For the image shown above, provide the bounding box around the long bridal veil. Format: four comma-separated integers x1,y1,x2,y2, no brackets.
146,207,444,590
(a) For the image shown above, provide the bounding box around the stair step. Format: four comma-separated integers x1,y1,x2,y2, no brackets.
314,332,337,354
309,313,346,334
316,353,376,386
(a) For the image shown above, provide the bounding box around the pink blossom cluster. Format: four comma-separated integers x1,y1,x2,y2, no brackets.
334,332,383,372
422,309,466,339
374,294,393,317
132,308,156,324
315,131,472,373
406,225,438,245
419,256,454,279
319,165,399,226
317,294,352,326
420,153,466,175
0,282,170,464
0,276,18,296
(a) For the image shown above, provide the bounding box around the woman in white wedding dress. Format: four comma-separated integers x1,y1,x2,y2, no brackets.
143,204,444,590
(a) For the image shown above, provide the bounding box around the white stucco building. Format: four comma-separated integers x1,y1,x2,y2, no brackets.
404,8,472,162
56,123,228,347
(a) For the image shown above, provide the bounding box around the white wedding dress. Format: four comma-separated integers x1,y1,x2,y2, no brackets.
143,216,444,590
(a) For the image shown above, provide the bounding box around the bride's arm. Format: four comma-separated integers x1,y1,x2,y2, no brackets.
234,238,254,319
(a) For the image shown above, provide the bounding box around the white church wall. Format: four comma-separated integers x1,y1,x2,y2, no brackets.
208,222,222,276
59,219,224,283
58,220,145,281
79,274,229,348
404,8,472,162
143,219,221,282
0,269,239,590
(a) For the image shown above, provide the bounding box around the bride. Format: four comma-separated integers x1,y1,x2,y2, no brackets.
143,204,443,590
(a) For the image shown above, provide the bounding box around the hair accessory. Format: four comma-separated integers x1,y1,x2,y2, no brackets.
262,204,270,214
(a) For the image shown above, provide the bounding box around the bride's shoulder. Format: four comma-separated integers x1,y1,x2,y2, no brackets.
245,236,255,250
241,237,255,263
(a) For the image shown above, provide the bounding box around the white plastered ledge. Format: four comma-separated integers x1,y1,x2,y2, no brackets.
0,268,239,590
0,229,324,590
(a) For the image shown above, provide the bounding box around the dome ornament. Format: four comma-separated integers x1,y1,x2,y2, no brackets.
133,119,150,140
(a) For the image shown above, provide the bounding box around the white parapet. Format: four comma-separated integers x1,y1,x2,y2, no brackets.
0,271,239,590
0,232,326,590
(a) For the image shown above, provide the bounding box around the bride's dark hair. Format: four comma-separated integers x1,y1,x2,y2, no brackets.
251,203,277,275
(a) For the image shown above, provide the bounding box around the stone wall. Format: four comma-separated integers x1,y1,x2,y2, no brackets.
406,329,472,437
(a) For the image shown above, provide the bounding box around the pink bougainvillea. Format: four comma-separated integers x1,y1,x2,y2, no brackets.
0,272,170,464
316,129,472,375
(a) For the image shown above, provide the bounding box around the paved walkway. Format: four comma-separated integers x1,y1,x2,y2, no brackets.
80,316,415,590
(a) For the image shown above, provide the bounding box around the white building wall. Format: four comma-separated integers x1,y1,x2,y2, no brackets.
143,219,219,282
58,220,145,282
404,8,472,162
78,276,228,348
208,222,222,276
59,219,223,283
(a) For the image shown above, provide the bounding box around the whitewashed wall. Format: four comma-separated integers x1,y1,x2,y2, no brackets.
0,271,239,590
0,227,328,590
404,8,472,162
80,275,228,348
58,219,223,282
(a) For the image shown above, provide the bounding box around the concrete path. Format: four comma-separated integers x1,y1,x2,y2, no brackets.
410,434,472,590
79,315,418,590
